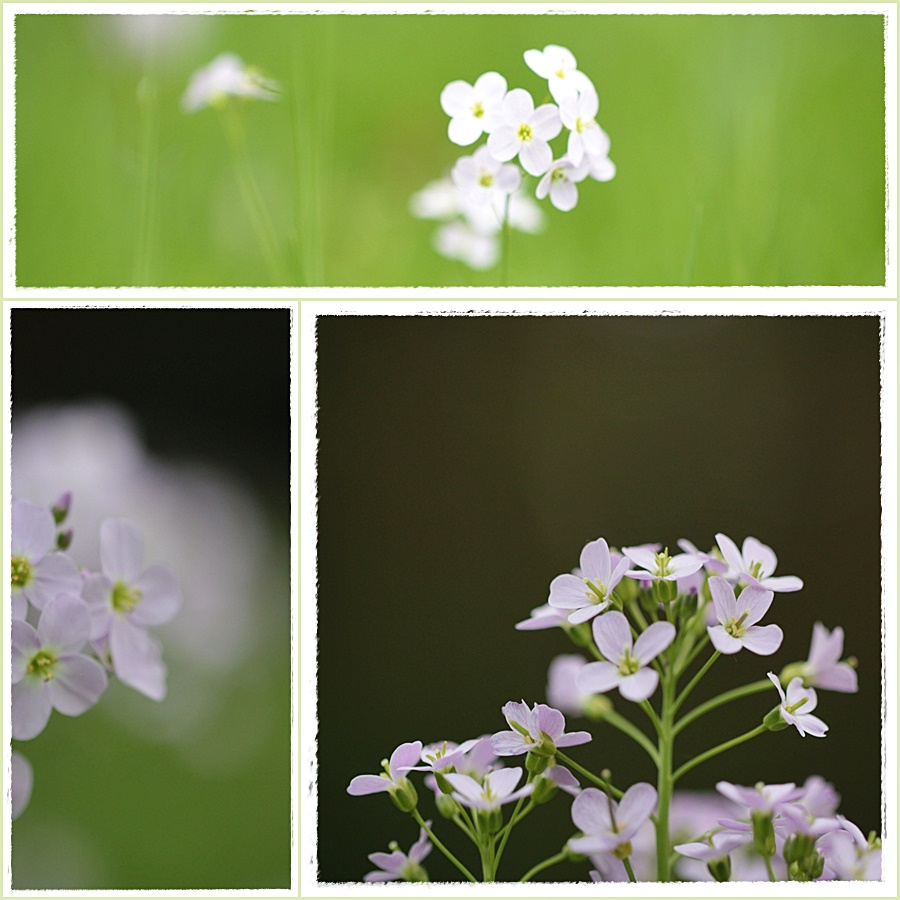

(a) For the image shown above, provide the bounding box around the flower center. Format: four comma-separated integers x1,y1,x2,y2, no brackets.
111,580,142,613
555,68,566,79
551,167,568,184
653,548,673,578
11,555,33,590
26,649,58,682
517,123,534,142
584,576,607,602
748,560,764,580
617,651,641,677
576,116,591,134
725,610,750,639
479,172,494,188
472,101,485,119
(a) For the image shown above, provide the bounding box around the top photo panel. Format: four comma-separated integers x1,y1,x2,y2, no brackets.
10,8,889,289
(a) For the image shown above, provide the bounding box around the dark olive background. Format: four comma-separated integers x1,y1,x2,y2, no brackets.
316,313,883,883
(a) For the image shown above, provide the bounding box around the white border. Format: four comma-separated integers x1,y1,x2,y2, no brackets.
2,299,299,897
1,4,895,296
301,299,897,897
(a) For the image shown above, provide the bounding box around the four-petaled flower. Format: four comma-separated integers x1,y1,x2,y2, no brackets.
706,576,783,656
440,71,507,146
549,537,631,624
364,823,432,882
491,700,591,757
347,740,423,797
715,533,803,593
11,498,81,619
11,594,108,741
577,612,676,702
524,44,594,102
82,519,182,701
536,156,591,212
623,545,703,582
768,673,828,738
569,783,658,856
408,739,480,773
452,146,521,206
487,88,562,176
444,767,534,810
559,86,609,165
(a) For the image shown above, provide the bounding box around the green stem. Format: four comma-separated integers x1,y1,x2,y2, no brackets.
555,752,623,799
491,776,532,879
603,709,659,765
672,650,720,715
220,103,288,285
133,65,160,285
673,678,772,736
519,849,568,883
623,856,637,883
672,724,768,783
655,668,675,881
764,853,777,882
640,699,663,737
411,809,476,883
452,812,476,842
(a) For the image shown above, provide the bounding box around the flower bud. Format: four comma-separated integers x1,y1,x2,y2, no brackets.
51,492,72,525
584,694,612,722
434,772,455,795
526,749,553,773
763,706,789,731
653,578,677,605
56,529,74,550
435,791,457,819
531,775,558,805
676,592,698,620
706,855,731,882
477,807,502,836
390,777,418,813
784,833,816,865
752,810,775,857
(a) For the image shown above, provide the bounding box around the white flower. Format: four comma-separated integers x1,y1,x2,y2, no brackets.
587,153,617,182
524,44,594,102
434,221,499,270
409,177,462,221
440,71,507,146
768,673,829,738
487,88,561,177
452,146,521,206
536,156,591,212
182,52,280,113
559,86,610,165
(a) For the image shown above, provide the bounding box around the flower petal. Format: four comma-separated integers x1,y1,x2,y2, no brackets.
619,667,658,702
592,610,632,661
633,621,676,664
109,617,167,700
347,774,391,796
759,575,803,593
519,138,552,176
715,533,744,573
440,80,472,117
47,654,108,715
100,518,144,581
12,678,52,741
549,178,578,211
740,624,783,656
129,565,182,627
534,703,565,740
742,537,777,578
735,585,774,627
390,740,424,776
567,603,606,625
11,499,55,559
708,624,744,655
448,114,483,147
617,782,658,836
490,731,529,756
11,620,41,684
580,538,611,584
27,552,81,610
549,573,591,609
487,127,520,162
501,88,534,124
708,576,736,625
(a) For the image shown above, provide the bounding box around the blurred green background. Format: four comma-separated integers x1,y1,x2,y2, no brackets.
10,309,291,889
14,13,885,286
316,313,883,882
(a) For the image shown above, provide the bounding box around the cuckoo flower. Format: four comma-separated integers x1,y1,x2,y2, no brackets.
717,780,803,816
491,700,591,757
11,594,108,741
768,673,828,737
11,498,81,617
487,88,561,177
623,545,703,582
347,740,422,795
548,537,631,625
715,533,803,592
706,576,783,656
364,823,432,882
440,71,507,146
409,739,481,773
523,44,594,102
559,86,609,165
452,146,521,206
516,602,569,631
818,816,882,880
536,155,591,212
577,612,675,702
182,52,280,112
569,783,658,855
82,518,181,700
444,767,533,810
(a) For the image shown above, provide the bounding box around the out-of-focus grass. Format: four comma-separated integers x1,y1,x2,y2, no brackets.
14,13,885,286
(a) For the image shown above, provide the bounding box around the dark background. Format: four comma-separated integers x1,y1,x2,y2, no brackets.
316,313,883,882
10,307,292,888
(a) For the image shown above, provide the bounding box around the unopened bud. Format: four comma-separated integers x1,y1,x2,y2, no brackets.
526,750,553,774
435,792,457,819
56,529,73,550
390,778,418,813
763,706,789,731
51,492,72,525
752,810,775,857
784,833,816,865
434,772,454,795
531,775,558,805
707,855,731,882
653,578,678,605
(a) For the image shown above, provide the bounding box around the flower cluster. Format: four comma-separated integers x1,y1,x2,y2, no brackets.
345,530,878,882
10,495,181,819
411,44,615,270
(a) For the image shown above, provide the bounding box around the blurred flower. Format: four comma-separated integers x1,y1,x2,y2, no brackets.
569,783,658,855
487,88,561,177
706,576,782,656
717,780,802,815
578,612,675,702
546,654,590,715
818,816,882,880
182,52,280,113
11,595,108,741
82,518,181,701
523,44,594,102
798,623,858,693
12,752,34,820
440,71,507,146
11,498,81,616
364,823,432,882
452,146,521,206
434,220,499,270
